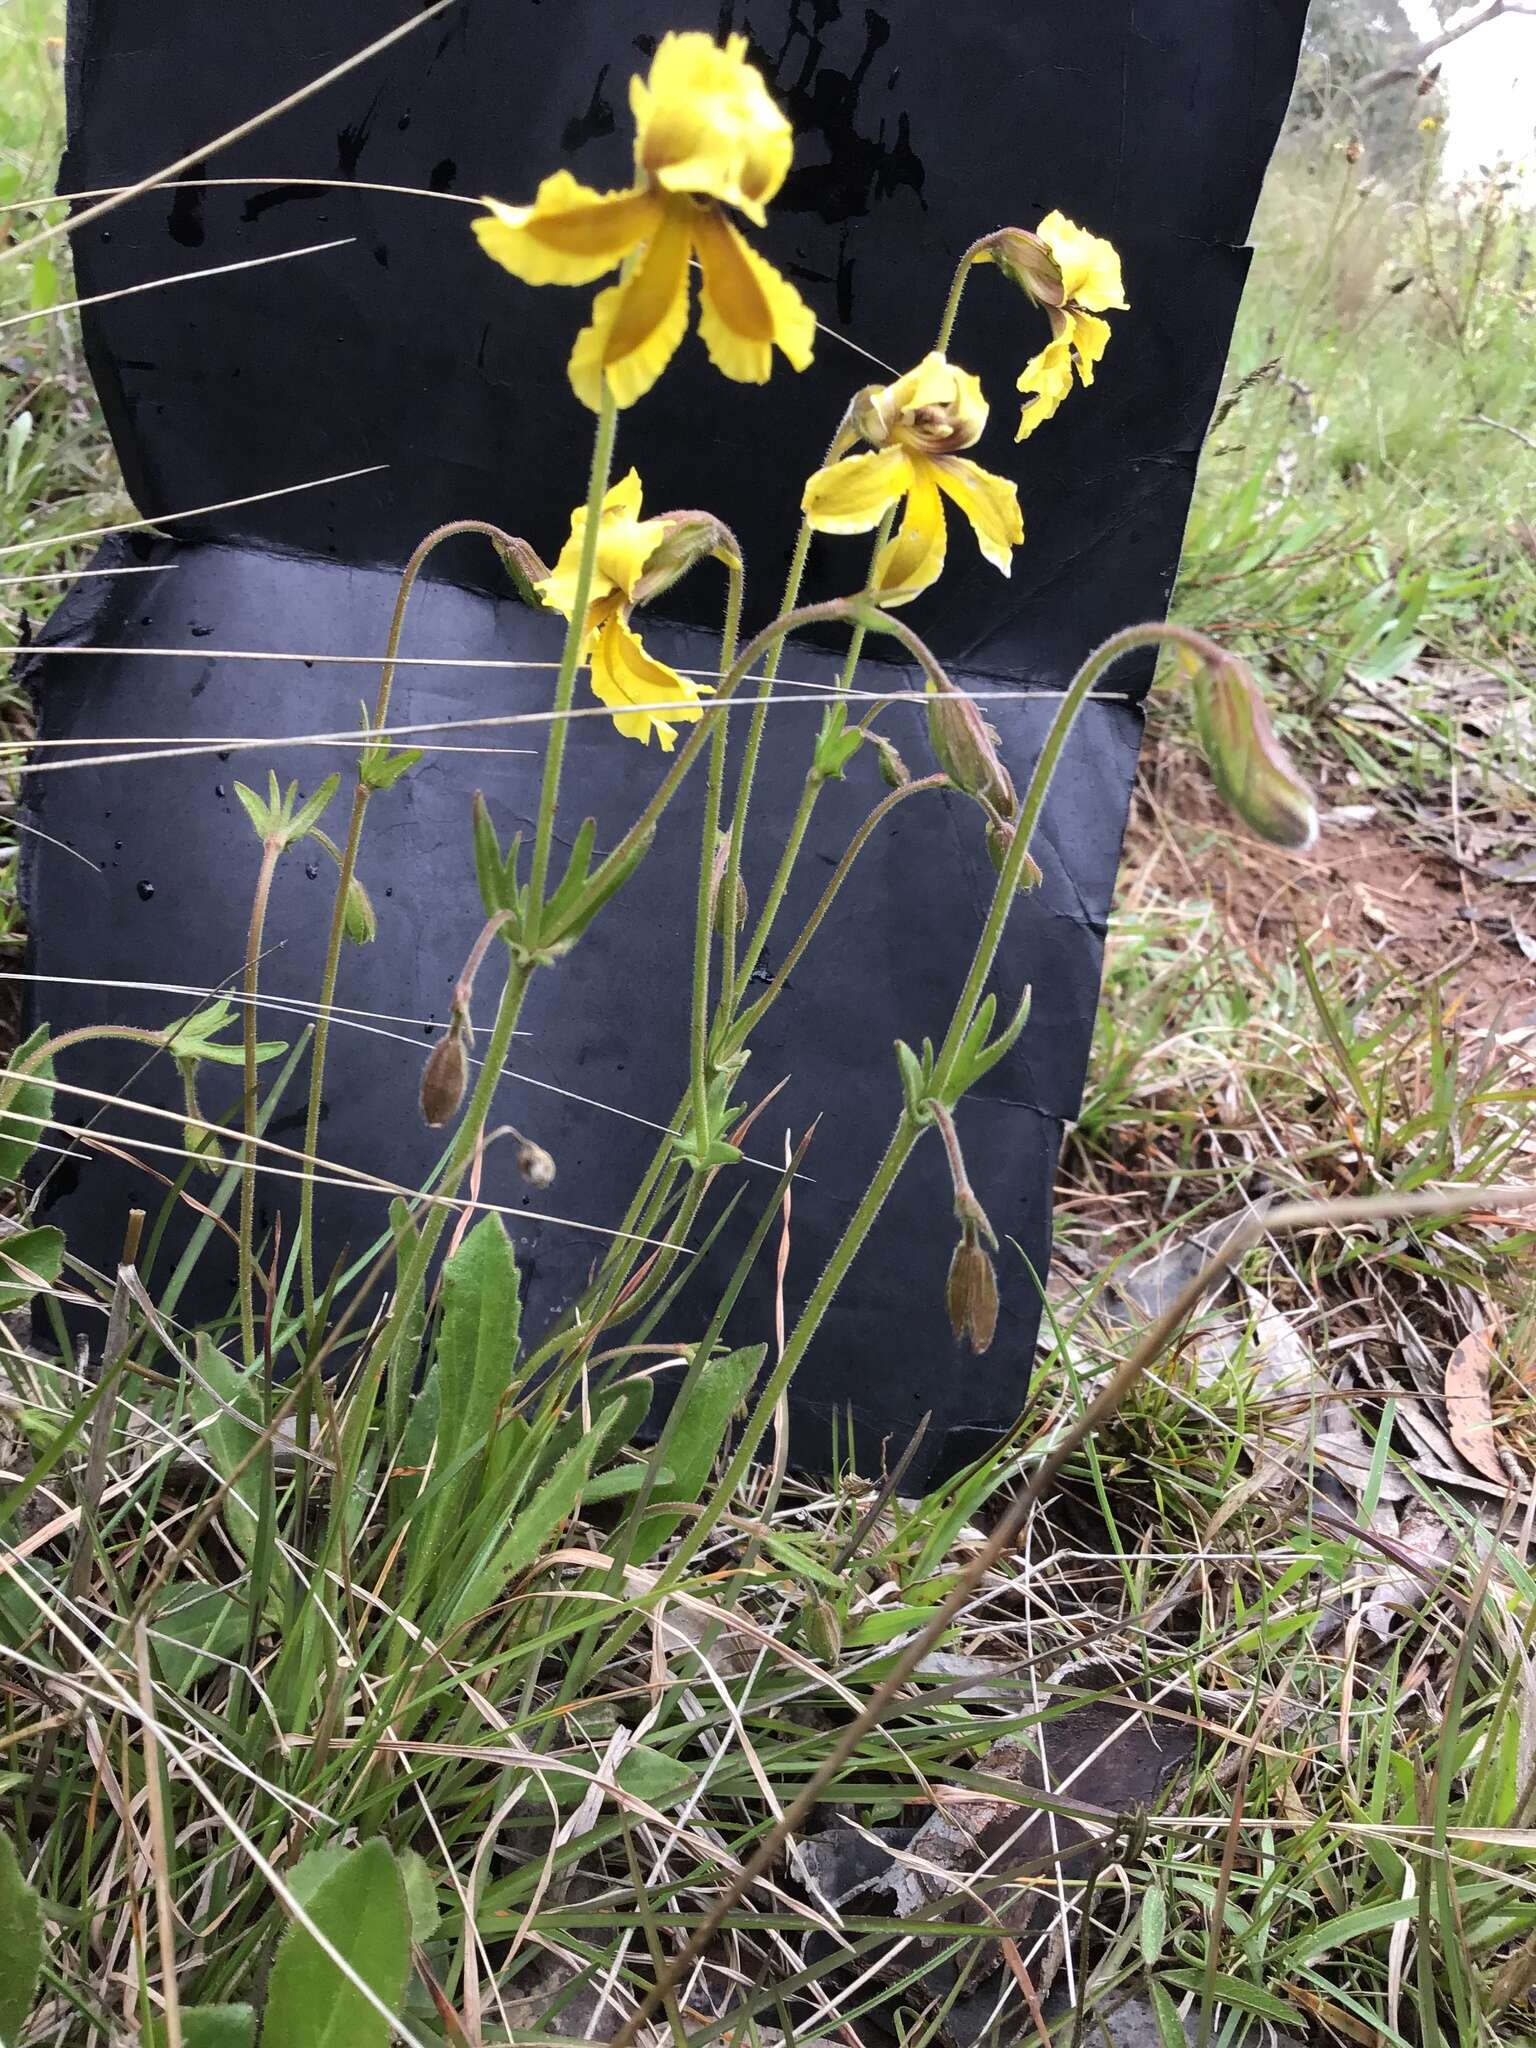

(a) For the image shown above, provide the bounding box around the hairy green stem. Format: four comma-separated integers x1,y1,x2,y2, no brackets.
238,838,282,1360
527,384,620,923
298,518,533,1313
932,622,1195,1088
719,517,812,996
688,558,745,1156
722,774,949,1053
934,233,993,354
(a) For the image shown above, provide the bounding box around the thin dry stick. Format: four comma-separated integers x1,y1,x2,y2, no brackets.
608,1178,1536,2044
0,235,354,337
0,1,456,272
0,464,386,560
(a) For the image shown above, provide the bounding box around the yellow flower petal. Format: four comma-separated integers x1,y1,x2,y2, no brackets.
1035,210,1128,312
1069,310,1112,387
589,610,710,751
586,202,695,410
1014,336,1075,441
567,243,690,414
539,474,641,615
540,474,671,614
801,447,911,534
474,176,661,286
932,456,1024,576
693,208,815,384
873,460,947,606
631,31,793,226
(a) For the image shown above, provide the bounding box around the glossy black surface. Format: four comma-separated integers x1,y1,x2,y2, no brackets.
25,0,1305,1480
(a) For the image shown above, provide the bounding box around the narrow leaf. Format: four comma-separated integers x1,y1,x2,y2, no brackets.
631,1346,764,1564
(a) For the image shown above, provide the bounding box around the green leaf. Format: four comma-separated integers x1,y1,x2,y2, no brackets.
287,773,342,845
1163,1968,1300,2025
0,1024,55,1187
283,1843,353,1911
146,2005,256,2048
263,1840,410,2048
1140,1885,1167,1966
0,1227,63,1314
397,1850,439,1943
188,1336,264,1559
449,1428,599,1629
233,781,272,839
0,1825,43,2046
630,1346,764,1564
149,1580,250,1692
1147,1980,1188,2048
427,1216,523,1543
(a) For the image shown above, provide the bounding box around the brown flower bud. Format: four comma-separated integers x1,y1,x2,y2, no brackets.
516,1139,556,1188
1345,136,1365,164
1180,644,1319,852
946,1227,999,1355
974,227,1066,309
926,680,1017,820
420,1024,469,1127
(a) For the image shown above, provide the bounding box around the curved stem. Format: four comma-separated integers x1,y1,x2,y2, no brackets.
527,382,620,924
934,233,993,354
297,516,555,1315
3,1022,167,1081
932,622,1202,1089
724,774,948,1052
239,838,282,1360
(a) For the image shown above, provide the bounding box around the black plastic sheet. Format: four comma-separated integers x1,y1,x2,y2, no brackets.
24,1,1307,1481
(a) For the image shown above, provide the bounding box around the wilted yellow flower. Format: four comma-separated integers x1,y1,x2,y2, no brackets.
538,470,711,750
1011,211,1127,441
801,353,1024,606
474,32,814,410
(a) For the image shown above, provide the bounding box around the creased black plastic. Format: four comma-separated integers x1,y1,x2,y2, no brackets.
24,0,1306,1482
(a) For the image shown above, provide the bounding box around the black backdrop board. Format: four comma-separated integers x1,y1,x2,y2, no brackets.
25,2,1306,1483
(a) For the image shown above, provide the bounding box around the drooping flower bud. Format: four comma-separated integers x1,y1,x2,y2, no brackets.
342,874,377,946
1180,644,1319,852
946,1225,999,1355
632,511,742,607
420,1017,470,1128
926,679,1017,821
973,227,1066,310
516,1139,556,1189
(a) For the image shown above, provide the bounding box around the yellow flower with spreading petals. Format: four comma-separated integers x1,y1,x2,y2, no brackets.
1011,212,1127,441
539,470,712,750
800,353,1024,606
474,32,815,411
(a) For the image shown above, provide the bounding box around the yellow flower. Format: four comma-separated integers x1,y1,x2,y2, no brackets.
1013,211,1127,441
474,32,814,411
538,470,712,750
800,353,1024,606
1419,115,1440,133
